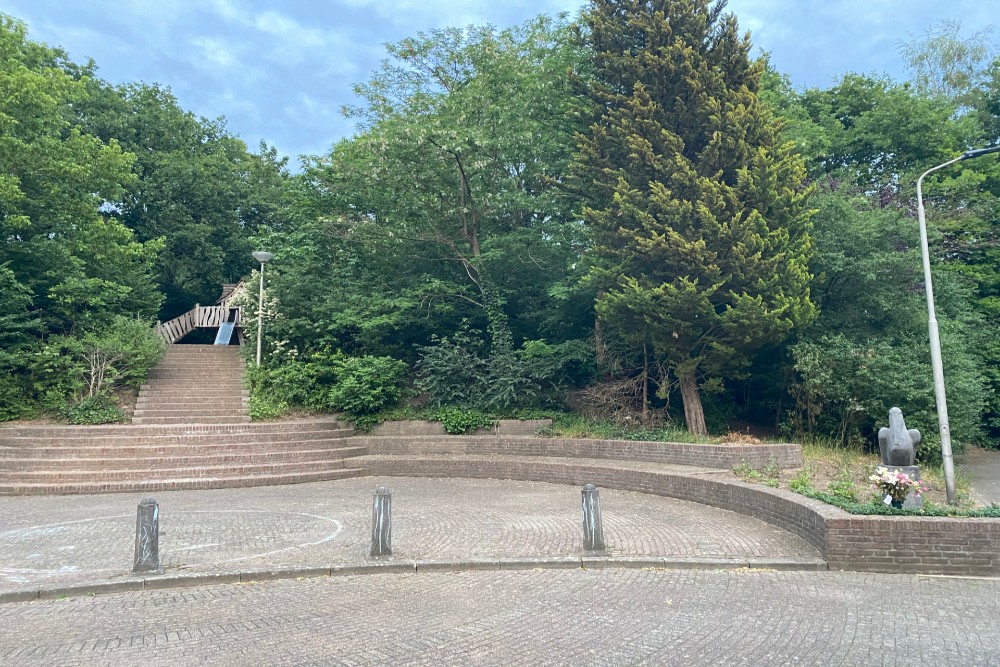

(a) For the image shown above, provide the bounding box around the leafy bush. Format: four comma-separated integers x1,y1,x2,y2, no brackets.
325,355,409,415
249,351,408,419
826,467,860,502
416,334,593,411
61,393,126,425
434,407,497,434
788,466,815,494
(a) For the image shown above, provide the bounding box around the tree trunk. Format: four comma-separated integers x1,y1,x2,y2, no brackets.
678,372,707,436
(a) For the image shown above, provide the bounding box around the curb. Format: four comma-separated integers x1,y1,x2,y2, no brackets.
0,556,828,605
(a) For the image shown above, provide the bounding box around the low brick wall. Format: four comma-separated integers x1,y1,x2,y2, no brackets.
824,516,1000,576
357,456,831,555
352,434,802,470
355,455,1000,576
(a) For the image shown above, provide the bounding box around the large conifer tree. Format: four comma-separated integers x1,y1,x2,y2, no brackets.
572,0,815,434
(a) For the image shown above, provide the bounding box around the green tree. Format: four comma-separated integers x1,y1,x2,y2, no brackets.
0,16,162,335
570,0,815,434
303,16,589,357
79,82,292,319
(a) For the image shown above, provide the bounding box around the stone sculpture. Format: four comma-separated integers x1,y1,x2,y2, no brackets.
877,407,921,467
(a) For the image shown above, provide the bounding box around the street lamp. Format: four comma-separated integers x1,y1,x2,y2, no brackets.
252,251,274,365
916,144,1000,505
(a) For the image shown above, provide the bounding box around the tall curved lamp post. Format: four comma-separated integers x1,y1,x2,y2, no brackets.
252,251,274,366
916,145,1000,505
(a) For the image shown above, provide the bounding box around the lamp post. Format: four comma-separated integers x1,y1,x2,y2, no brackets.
251,251,274,365
916,145,1000,505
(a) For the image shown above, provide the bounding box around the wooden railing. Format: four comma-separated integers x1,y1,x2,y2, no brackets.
155,305,241,344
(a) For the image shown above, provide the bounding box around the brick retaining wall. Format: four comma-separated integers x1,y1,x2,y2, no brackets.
356,454,1000,576
354,435,802,470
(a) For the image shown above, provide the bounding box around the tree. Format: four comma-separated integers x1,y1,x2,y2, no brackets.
0,15,161,335
570,0,815,434
900,20,996,105
305,17,588,355
79,82,292,319
787,185,987,456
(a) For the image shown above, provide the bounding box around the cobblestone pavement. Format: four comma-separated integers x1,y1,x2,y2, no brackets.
0,477,818,591
2,568,998,666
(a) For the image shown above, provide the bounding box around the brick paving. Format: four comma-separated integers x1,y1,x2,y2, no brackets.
0,477,819,592
1,568,998,666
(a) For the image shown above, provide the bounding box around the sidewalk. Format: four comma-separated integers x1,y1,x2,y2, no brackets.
965,446,1000,506
0,476,822,599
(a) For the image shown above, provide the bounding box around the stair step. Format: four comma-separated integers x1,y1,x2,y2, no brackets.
133,408,249,417
133,416,252,425
0,420,349,439
0,430,354,447
0,467,365,496
2,459,359,482
1,446,368,470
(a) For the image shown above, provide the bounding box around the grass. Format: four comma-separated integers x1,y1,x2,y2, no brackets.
541,413,734,445
733,436,990,514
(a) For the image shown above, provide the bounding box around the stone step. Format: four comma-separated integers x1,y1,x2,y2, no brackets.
1,459,359,483
0,420,349,439
1,446,368,470
138,387,249,396
133,408,249,418
134,399,249,409
132,416,252,425
0,428,354,447
0,467,365,496
147,372,245,379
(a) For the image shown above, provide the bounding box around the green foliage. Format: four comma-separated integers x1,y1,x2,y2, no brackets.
797,488,1000,518
248,351,408,419
826,468,861,503
571,0,815,435
276,15,590,362
542,413,717,444
416,333,593,412
786,186,987,454
325,355,409,415
732,460,781,488
433,407,498,435
60,393,126,425
788,466,816,494
79,82,292,319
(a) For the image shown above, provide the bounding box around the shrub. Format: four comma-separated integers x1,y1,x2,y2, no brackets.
249,351,408,418
416,334,593,411
61,393,126,425
434,407,497,435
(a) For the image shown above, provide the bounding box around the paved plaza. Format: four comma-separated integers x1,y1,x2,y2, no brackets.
1,476,998,665
2,568,999,666
0,477,818,592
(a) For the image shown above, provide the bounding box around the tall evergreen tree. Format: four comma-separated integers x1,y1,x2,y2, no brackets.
571,0,815,434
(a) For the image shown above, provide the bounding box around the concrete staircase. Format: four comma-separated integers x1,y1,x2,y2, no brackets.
134,345,249,425
0,420,364,495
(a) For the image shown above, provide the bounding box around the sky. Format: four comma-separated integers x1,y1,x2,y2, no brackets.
1,0,997,167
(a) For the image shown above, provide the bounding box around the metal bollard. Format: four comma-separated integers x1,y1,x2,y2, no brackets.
133,497,162,574
581,483,606,554
370,486,392,558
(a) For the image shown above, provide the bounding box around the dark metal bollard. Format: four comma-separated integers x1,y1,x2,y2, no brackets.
370,486,392,558
133,497,162,574
581,483,606,554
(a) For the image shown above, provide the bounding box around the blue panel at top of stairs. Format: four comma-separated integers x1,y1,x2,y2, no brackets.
214,321,236,345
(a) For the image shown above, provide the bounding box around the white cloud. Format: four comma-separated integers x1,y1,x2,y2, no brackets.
190,36,239,69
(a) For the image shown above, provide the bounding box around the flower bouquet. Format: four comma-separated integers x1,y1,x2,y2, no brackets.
869,466,927,508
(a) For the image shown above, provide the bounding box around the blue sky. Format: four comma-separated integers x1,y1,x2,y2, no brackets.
1,0,996,166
